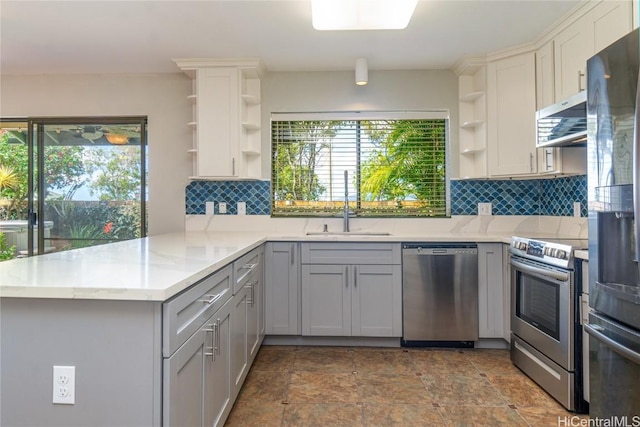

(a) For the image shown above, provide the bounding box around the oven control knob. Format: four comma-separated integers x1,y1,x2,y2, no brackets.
556,250,567,260
544,247,556,257
517,242,528,250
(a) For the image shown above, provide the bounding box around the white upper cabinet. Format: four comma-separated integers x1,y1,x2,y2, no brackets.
535,40,555,110
487,52,537,177
174,59,264,180
590,0,634,54
554,0,633,102
553,16,591,101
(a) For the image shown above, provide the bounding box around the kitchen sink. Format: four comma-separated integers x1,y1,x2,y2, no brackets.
305,231,392,236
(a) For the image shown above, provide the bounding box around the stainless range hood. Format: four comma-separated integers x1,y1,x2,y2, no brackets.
536,91,587,147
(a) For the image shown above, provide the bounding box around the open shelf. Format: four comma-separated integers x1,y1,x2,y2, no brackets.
459,91,485,102
241,94,260,105
460,147,486,155
461,120,484,129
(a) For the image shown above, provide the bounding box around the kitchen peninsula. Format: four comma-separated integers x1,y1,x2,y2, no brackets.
0,224,581,426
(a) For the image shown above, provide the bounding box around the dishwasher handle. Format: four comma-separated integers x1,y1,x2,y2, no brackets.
402,246,477,256
402,243,477,250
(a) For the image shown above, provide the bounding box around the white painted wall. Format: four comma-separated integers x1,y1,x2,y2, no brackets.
261,69,460,178
0,70,458,232
0,73,192,235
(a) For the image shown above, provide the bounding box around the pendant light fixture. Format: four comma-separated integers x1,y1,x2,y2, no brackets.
355,58,368,86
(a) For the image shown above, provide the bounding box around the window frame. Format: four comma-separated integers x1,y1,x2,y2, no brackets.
270,110,451,218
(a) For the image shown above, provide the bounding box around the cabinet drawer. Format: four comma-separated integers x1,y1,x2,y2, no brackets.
233,246,263,294
301,243,401,265
163,265,232,357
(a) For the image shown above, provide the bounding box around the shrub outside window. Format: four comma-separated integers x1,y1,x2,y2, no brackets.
271,111,450,217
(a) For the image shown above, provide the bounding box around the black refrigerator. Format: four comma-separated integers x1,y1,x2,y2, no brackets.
587,27,640,419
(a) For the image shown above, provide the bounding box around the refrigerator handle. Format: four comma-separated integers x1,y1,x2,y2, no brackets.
585,323,640,365
634,68,640,263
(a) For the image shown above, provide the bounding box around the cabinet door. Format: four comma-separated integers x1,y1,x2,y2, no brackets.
265,242,300,335
246,275,261,362
536,40,555,109
554,17,591,100
502,244,512,343
196,67,239,177
163,328,206,427
478,243,504,338
591,0,633,54
230,286,249,400
301,264,350,336
352,264,402,337
204,301,233,427
487,52,537,176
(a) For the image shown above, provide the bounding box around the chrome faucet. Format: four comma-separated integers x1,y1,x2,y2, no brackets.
343,170,350,232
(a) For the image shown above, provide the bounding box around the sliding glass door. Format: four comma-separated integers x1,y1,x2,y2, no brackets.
0,117,147,257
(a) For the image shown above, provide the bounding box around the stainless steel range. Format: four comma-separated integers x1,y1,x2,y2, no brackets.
509,236,588,413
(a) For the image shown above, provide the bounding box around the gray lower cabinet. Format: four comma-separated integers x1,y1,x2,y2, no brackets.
231,284,249,399
163,299,233,427
477,243,505,338
300,243,402,337
301,263,402,336
230,246,264,400
163,245,265,427
265,242,300,335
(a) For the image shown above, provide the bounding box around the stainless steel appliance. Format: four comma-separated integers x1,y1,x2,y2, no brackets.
586,28,640,419
510,236,588,412
401,243,478,347
536,91,587,147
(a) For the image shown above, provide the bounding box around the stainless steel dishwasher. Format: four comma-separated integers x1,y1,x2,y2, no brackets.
402,243,478,347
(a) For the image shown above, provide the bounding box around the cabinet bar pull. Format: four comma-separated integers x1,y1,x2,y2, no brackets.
290,244,295,265
251,281,255,306
241,263,258,270
232,157,236,176
578,70,585,92
354,266,358,288
545,149,554,171
215,319,221,355
529,152,534,173
199,293,222,305
204,323,215,358
245,282,254,305
345,266,349,288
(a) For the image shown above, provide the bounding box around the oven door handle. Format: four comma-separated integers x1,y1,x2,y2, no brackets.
585,323,640,365
510,259,570,282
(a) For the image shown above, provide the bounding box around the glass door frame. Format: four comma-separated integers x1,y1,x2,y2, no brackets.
32,116,147,255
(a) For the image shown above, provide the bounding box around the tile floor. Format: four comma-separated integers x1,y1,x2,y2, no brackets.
224,345,591,427
224,345,589,426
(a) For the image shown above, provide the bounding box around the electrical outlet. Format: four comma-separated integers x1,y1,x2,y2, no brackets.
53,365,75,405
218,202,227,214
574,202,581,218
237,202,246,215
205,201,214,215
478,202,492,216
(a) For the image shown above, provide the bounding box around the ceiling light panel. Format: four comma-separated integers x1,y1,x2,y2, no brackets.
312,0,419,31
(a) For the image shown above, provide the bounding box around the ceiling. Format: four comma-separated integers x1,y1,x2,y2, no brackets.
1,0,582,75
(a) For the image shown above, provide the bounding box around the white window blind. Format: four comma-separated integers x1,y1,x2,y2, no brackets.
271,112,449,217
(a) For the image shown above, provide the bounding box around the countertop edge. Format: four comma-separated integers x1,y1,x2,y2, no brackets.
0,232,579,301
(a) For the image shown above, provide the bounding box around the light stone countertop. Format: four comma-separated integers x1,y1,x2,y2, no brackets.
0,228,587,301
575,250,588,260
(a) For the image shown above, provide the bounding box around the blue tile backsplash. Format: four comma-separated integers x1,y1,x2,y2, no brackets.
450,175,587,216
186,175,587,217
186,180,271,215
